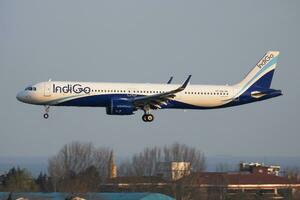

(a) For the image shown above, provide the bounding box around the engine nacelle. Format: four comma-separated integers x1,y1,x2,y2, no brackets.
106,99,136,115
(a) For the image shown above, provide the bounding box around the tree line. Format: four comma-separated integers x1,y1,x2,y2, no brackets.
1,141,299,197
0,141,207,192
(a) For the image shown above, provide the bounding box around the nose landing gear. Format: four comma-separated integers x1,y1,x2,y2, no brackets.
43,106,50,119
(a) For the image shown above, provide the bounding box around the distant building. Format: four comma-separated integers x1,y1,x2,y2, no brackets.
104,161,300,199
240,162,281,176
156,162,191,181
106,176,169,188
104,176,173,197
177,171,300,199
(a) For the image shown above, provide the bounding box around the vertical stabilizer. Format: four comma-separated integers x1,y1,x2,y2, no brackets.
234,51,280,97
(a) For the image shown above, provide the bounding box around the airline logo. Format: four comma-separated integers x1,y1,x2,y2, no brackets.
53,84,91,94
257,54,274,69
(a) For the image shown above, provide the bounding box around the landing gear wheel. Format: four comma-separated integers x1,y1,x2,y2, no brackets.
43,113,49,119
142,115,148,122
142,114,154,122
146,114,154,122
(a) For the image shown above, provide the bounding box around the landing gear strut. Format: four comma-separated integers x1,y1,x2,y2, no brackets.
43,106,50,119
142,106,154,122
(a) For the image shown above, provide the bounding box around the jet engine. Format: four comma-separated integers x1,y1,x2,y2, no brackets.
106,99,136,115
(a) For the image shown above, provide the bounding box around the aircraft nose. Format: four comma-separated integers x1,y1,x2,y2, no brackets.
16,91,26,102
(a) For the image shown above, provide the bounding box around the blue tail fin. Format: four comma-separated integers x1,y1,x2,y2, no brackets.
252,69,275,89
235,51,280,96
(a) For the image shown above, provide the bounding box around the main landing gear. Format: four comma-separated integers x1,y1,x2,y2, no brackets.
43,106,50,119
142,106,154,122
142,114,154,122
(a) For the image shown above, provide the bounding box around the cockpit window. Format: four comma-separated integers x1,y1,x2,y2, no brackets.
25,87,37,91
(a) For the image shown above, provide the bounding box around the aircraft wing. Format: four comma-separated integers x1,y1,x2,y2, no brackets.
133,75,191,109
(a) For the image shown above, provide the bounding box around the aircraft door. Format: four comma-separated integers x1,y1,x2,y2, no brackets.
44,82,52,97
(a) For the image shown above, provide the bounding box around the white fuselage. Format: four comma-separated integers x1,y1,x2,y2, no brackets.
17,81,235,108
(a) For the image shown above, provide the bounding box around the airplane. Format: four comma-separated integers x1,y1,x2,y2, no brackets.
16,51,282,122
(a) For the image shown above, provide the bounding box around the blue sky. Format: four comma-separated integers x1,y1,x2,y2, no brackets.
0,0,299,158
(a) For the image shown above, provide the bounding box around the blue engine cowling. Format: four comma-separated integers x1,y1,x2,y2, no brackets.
106,99,136,115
